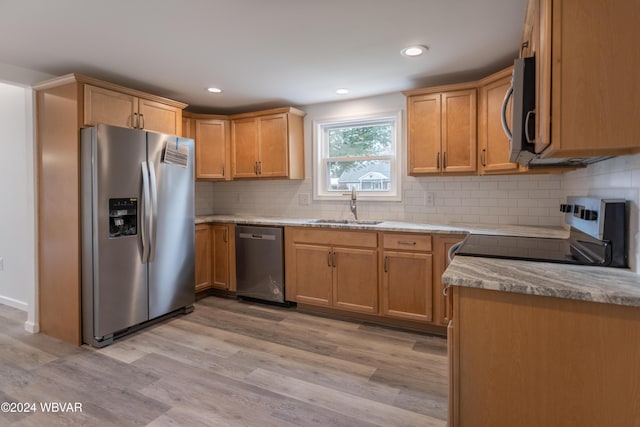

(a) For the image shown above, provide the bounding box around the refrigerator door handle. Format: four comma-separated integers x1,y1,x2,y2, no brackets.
141,161,151,263
148,161,159,262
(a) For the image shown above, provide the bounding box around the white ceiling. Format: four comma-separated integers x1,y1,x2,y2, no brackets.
0,0,526,114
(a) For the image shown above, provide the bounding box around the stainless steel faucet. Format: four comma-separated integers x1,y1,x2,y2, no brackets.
350,188,358,220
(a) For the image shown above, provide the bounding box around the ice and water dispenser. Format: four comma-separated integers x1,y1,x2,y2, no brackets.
108,198,138,238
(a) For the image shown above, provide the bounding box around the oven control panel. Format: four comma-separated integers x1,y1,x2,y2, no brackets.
561,197,625,240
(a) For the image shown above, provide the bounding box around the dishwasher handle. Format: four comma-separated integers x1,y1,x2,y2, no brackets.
238,232,276,241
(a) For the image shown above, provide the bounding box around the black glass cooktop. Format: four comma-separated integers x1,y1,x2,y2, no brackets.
455,234,580,264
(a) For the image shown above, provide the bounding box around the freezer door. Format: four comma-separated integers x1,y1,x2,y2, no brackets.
146,132,195,319
83,124,149,341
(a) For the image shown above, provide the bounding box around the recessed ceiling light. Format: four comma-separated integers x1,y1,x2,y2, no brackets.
207,87,222,93
401,45,428,57
336,88,349,95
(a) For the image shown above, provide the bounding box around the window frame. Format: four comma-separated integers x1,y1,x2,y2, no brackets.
313,110,403,201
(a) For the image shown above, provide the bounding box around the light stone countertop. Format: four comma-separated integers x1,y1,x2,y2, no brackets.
195,214,568,239
442,256,640,308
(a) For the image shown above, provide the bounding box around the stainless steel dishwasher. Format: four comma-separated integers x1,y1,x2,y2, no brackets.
235,225,285,304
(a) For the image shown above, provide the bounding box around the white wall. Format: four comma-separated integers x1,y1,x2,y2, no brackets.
562,155,640,272
0,82,37,331
0,62,52,333
198,92,565,228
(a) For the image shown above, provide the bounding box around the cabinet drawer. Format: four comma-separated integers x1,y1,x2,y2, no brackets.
289,227,377,248
383,233,432,251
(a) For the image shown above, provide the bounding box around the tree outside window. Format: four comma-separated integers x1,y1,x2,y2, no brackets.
314,111,402,201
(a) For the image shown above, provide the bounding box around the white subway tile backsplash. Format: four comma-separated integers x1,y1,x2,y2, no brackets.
199,173,566,227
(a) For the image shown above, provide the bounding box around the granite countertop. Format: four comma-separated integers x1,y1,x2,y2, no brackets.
196,214,568,239
442,256,640,308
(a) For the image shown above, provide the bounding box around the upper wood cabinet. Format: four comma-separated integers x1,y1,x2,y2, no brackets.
84,83,184,135
477,67,520,175
526,0,640,159
230,108,305,179
195,118,231,180
405,85,477,175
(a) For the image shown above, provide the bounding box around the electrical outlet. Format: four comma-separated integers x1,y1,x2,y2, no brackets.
298,193,311,206
425,192,435,207
0,257,4,271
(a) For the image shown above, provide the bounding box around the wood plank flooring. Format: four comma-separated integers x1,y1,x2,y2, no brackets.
0,296,448,426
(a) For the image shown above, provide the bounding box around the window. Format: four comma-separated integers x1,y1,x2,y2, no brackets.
313,111,402,201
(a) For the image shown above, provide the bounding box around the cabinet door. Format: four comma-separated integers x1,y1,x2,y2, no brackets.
479,75,518,174
441,89,477,173
195,224,211,293
84,84,137,129
333,247,378,314
293,243,333,306
407,94,442,174
211,225,230,290
231,117,259,177
258,113,289,177
382,251,433,322
138,98,181,135
195,119,230,180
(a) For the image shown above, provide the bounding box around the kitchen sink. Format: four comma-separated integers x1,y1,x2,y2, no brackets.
307,219,384,225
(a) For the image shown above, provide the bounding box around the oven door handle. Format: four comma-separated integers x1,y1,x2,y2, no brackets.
571,239,611,266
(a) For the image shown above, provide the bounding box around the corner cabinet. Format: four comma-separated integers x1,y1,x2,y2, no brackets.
194,116,231,180
230,108,305,179
195,223,236,294
33,74,187,345
405,85,477,175
525,0,640,159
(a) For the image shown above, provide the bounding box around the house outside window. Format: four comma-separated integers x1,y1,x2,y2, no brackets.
313,111,402,201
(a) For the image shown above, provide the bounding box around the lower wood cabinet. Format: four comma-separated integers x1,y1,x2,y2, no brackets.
195,224,212,293
381,233,434,322
211,224,235,291
286,227,460,328
194,223,235,294
286,228,378,314
450,286,640,426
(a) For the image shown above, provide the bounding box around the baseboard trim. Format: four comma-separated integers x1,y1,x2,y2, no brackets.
0,295,28,311
24,321,39,333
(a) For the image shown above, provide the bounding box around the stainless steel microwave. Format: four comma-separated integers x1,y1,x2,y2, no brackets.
501,57,611,168
502,56,537,165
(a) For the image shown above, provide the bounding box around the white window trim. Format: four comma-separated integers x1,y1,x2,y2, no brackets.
313,110,403,201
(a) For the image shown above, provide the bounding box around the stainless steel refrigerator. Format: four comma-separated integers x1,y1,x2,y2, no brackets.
81,124,195,347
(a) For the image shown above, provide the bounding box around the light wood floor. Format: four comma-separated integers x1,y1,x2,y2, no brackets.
0,296,448,426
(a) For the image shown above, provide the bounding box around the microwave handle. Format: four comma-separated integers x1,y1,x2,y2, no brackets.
524,109,536,143
501,82,514,141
